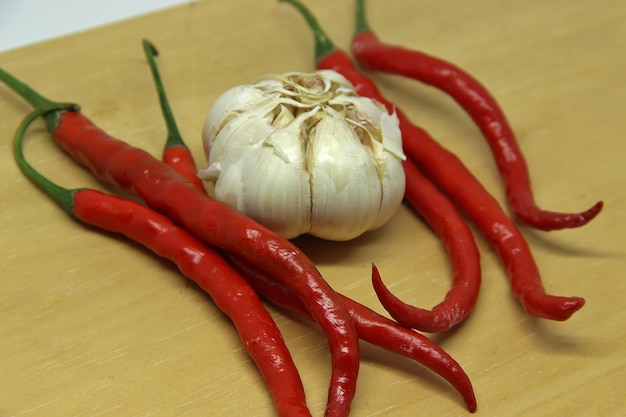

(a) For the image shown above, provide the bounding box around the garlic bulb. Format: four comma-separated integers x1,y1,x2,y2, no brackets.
199,70,405,241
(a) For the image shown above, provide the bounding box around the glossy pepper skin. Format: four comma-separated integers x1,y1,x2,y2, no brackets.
282,0,585,321
12,108,313,417
372,160,481,333
227,255,478,413
71,190,314,417
0,66,359,417
350,0,602,231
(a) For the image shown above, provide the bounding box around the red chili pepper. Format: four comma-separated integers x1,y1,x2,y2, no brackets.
142,40,206,191
226,255,478,413
373,160,481,332
282,0,585,321
12,107,313,417
351,0,602,231
0,66,359,417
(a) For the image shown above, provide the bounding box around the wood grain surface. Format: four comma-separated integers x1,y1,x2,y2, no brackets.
1,1,624,416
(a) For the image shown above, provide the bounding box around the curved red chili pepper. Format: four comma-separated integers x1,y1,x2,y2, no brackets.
0,67,359,417
351,0,603,231
372,160,481,333
12,108,313,417
227,255,478,413
282,0,585,321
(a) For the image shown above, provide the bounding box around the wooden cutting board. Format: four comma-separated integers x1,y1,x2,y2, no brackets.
1,1,624,416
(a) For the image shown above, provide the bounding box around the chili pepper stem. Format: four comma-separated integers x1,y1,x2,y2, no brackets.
142,39,188,152
13,107,82,216
280,0,336,63
354,0,371,35
144,40,206,191
0,67,77,132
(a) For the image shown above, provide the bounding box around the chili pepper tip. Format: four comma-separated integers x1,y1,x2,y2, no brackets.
143,39,159,57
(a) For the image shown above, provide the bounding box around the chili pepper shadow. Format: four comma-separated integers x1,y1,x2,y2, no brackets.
291,225,391,266
516,313,598,357
359,337,469,409
518,224,622,259
428,307,479,347
77,223,246,333
363,72,471,132
2,84,35,111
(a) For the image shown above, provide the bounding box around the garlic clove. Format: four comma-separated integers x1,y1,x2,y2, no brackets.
200,100,315,239
368,111,406,230
202,84,271,156
307,107,383,241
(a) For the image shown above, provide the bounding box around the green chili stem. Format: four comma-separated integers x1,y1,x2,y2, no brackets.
142,39,188,152
13,106,81,216
354,0,372,35
0,66,77,131
280,0,336,63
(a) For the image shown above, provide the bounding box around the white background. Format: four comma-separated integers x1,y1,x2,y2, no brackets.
0,0,190,52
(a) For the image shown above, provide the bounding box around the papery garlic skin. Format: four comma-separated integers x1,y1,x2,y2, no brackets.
199,70,406,241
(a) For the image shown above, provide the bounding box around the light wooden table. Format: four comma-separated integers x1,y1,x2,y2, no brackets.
1,1,624,416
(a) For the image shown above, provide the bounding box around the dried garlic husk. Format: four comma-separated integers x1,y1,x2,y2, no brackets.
199,70,405,241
